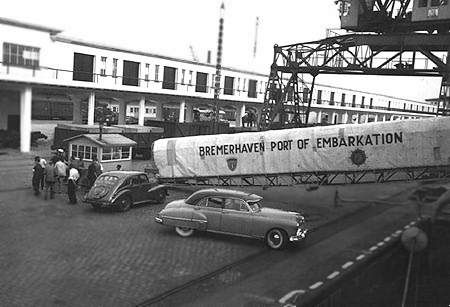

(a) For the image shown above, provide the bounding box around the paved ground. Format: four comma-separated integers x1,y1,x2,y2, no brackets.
0,139,432,307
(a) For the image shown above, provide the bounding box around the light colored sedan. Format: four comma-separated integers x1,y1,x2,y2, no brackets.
155,188,307,249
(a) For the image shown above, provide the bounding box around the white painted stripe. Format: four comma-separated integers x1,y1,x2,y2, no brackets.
369,246,378,252
327,271,340,279
342,261,354,269
309,282,323,290
384,236,391,242
377,242,385,247
356,254,365,261
278,290,305,304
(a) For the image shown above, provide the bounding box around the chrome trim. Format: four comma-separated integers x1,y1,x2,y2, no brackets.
289,228,308,242
155,216,163,224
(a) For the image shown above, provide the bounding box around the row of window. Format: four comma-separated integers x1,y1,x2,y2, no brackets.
72,53,266,98
71,145,98,161
2,42,40,68
315,90,434,113
71,144,131,161
418,0,448,7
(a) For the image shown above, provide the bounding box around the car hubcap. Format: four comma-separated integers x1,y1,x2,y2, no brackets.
270,232,281,247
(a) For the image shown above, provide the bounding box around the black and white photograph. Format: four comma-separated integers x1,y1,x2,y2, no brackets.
0,0,449,306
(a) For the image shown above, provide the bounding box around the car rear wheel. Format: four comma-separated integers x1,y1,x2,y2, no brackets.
157,189,166,203
175,227,194,237
116,196,132,212
266,228,287,250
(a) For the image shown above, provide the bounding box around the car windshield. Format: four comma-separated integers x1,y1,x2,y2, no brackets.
96,175,119,185
248,201,262,212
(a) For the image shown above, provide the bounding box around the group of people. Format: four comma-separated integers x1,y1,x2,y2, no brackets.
32,149,103,205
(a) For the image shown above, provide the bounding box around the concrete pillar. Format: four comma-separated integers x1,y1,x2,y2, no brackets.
354,113,360,124
155,102,163,121
118,100,126,125
185,103,193,123
390,114,395,121
20,86,32,153
373,114,378,122
236,103,246,127
139,96,146,125
317,110,322,123
343,112,349,124
364,114,369,123
179,100,186,123
382,114,386,121
332,112,337,124
72,99,82,124
87,91,95,125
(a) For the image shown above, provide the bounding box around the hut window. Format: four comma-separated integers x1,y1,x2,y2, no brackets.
101,146,130,161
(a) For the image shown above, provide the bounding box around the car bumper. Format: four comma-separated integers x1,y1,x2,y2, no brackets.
155,215,163,224
85,199,113,207
290,228,308,242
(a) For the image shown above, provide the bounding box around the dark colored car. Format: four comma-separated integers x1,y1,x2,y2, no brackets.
84,171,167,211
155,188,307,249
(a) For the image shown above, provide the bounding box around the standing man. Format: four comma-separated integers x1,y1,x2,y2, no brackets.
87,157,103,187
44,160,57,200
55,158,68,194
67,166,80,204
32,156,44,196
39,156,47,190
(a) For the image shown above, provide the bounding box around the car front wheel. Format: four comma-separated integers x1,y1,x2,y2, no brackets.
266,228,287,250
175,226,194,237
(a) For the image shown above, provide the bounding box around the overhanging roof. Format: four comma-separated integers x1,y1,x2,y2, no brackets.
63,134,137,147
0,16,62,34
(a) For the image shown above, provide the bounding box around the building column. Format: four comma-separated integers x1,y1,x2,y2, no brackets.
139,96,146,125
317,110,322,123
373,114,378,122
155,102,163,121
382,114,386,121
332,112,337,124
179,100,186,123
390,114,395,121
20,86,32,153
87,91,95,125
354,113,360,124
72,99,82,124
364,113,369,123
236,103,246,127
342,112,349,124
118,99,127,125
185,103,193,123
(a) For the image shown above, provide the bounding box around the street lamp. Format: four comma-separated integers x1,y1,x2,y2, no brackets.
213,2,225,133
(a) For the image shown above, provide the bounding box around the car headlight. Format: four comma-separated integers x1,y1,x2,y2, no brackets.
296,215,305,227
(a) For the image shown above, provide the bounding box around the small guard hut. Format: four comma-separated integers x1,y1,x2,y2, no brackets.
64,134,137,171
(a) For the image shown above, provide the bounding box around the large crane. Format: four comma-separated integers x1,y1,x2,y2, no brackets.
259,0,450,130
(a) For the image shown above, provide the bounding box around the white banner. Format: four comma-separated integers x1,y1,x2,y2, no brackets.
153,117,450,178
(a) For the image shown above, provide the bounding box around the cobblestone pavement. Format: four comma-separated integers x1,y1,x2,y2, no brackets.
0,147,422,306
0,180,419,307
0,189,265,307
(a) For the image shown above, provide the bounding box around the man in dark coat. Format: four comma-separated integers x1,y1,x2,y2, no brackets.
32,156,44,196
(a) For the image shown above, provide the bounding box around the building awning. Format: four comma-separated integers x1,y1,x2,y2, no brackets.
63,134,137,147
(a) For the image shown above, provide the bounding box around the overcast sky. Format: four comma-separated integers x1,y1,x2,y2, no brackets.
2,0,441,101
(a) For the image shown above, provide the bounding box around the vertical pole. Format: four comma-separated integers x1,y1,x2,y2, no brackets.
179,100,186,123
213,2,225,133
87,91,95,125
20,86,32,153
139,96,146,126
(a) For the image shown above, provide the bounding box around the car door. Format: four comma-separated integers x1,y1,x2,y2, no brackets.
129,175,145,203
137,174,155,201
196,197,223,231
220,198,254,235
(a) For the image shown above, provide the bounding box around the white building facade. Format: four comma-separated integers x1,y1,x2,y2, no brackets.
0,17,437,152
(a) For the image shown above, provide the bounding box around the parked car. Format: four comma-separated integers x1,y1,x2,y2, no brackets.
84,171,167,211
155,188,307,249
